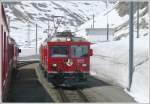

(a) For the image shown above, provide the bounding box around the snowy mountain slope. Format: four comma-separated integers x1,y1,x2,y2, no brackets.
76,2,148,41
3,1,113,48
76,3,128,37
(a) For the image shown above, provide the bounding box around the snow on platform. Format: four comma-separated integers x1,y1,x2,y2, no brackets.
18,48,39,61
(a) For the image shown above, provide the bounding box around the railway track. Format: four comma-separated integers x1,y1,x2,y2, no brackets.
58,88,89,102
36,64,90,102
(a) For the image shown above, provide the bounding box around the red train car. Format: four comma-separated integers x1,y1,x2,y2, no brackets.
40,32,93,86
0,2,21,101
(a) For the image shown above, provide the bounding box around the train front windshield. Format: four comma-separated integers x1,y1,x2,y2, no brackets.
50,45,88,58
51,46,68,57
71,46,88,58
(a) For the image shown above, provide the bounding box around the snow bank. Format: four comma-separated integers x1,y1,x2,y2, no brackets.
90,38,130,88
90,34,149,103
130,59,149,103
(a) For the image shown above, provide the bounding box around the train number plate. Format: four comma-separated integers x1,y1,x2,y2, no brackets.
77,59,84,63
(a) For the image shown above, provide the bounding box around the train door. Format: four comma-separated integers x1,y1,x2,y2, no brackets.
3,31,9,87
1,25,5,88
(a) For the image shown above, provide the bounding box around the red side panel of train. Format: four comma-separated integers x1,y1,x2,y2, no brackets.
1,3,9,100
0,2,20,101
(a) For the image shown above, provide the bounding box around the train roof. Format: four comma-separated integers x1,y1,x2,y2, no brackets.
47,36,87,42
44,31,88,42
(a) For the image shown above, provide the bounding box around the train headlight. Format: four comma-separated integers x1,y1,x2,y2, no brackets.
67,38,71,41
82,64,87,67
52,64,57,67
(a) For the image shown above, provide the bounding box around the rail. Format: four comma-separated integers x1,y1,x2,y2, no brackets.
58,88,89,102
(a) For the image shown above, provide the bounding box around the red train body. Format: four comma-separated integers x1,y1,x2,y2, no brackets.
0,2,20,101
40,32,93,85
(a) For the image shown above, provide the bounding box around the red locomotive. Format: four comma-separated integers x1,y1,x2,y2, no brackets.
0,2,21,101
40,31,93,86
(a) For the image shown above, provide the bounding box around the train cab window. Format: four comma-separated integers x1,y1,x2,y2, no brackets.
51,46,68,57
71,46,88,58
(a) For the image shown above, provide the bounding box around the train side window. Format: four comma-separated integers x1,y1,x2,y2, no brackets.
1,25,3,45
1,25,3,33
3,31,6,78
1,25,3,49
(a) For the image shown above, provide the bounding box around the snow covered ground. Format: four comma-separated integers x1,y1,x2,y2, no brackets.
19,48,38,57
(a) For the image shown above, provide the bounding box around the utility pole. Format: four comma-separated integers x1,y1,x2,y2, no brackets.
149,0,150,67
8,16,10,34
137,2,139,38
106,0,109,41
27,22,30,47
35,23,38,54
148,1,150,66
48,19,50,38
128,2,134,91
93,14,95,28
52,16,63,35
